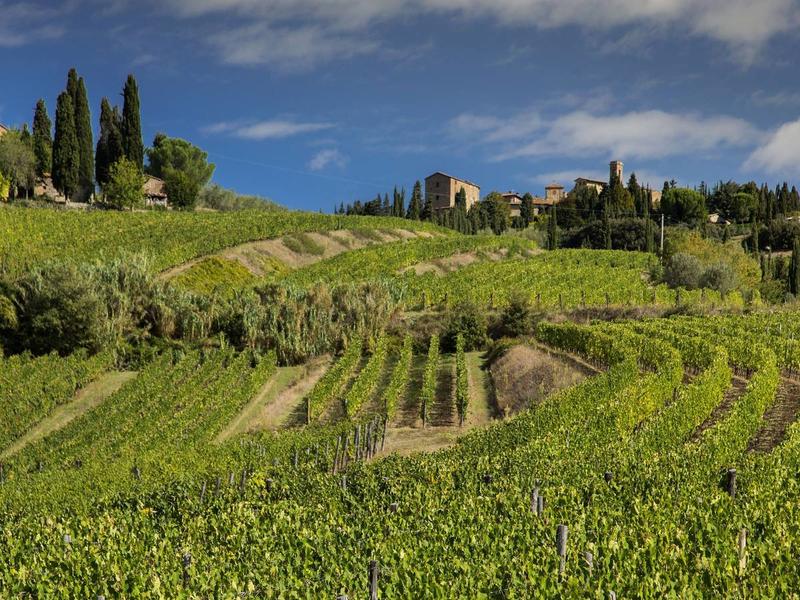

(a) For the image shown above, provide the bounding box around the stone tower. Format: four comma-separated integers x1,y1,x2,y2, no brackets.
610,160,623,183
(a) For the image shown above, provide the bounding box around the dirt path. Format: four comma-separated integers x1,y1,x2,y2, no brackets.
215,365,304,442
428,355,455,427
159,228,433,280
234,358,331,434
1,371,137,460
748,375,800,453
690,375,748,442
464,351,496,425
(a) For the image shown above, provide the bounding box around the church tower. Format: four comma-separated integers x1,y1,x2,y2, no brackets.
610,160,623,183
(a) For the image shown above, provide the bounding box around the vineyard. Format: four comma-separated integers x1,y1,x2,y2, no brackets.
0,209,798,596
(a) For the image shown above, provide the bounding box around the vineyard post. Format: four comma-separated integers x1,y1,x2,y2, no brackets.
293,448,299,468
605,293,610,307
584,551,593,577
266,478,274,493
182,552,192,588
354,426,361,461
369,560,379,600
215,476,221,497
342,435,349,468
738,528,747,576
0,463,4,483
199,481,206,504
726,469,737,498
365,424,372,460
239,468,247,494
531,487,539,513
389,502,398,513
537,494,544,517
556,525,568,577
604,471,613,484
306,398,311,426
132,465,141,480
333,436,341,473
228,471,235,486
558,293,563,311
581,290,586,308
381,417,387,451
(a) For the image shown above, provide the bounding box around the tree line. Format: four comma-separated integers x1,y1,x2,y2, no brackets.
0,69,216,210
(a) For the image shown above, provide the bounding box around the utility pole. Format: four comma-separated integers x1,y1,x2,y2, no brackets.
660,213,665,257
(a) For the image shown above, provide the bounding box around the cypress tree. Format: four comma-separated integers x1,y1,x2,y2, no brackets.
52,91,79,200
548,205,559,250
406,180,422,220
32,99,52,177
790,237,800,296
603,199,612,250
95,98,125,187
73,77,94,198
121,74,144,170
392,186,405,218
420,188,433,221
644,188,654,254
520,192,533,228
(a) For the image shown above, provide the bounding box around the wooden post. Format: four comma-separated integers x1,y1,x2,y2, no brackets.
726,468,737,498
239,468,247,494
199,481,206,504
215,476,221,497
228,471,235,486
605,292,610,307
182,552,192,588
381,417,388,451
266,478,274,493
369,560,378,600
604,471,613,484
365,425,372,460
738,528,747,576
354,426,361,461
132,465,141,480
64,534,72,545
556,525,568,577
341,475,347,491
531,487,539,513
584,551,593,577
389,502,398,513
293,448,299,468
537,495,544,517
558,293,563,310
342,435,350,468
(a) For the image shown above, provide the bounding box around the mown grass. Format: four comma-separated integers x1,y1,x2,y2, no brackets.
172,257,256,296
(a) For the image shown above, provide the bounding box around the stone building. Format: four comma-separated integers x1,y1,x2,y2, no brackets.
425,172,480,212
501,191,523,218
0,123,8,137
144,175,169,207
545,183,566,204
573,177,607,195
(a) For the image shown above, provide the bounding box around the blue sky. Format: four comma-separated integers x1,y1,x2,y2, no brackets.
2,0,800,211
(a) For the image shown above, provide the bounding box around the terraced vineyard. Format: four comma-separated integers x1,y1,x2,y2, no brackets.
1,310,799,596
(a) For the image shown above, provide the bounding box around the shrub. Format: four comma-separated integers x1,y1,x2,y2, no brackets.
442,300,487,352
663,252,703,289
700,262,738,296
104,158,145,210
165,169,200,210
498,291,532,337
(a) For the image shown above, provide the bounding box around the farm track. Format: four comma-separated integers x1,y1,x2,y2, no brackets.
0,371,137,460
748,375,800,453
428,356,455,427
690,376,749,442
159,228,435,280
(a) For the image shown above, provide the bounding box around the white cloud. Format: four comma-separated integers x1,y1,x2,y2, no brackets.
448,111,543,143
159,0,800,68
308,148,349,171
745,118,800,175
487,109,758,161
204,119,335,140
0,2,66,47
209,23,377,70
752,90,800,107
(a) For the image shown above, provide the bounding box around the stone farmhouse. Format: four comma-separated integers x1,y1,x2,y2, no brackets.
425,172,480,212
0,123,8,137
501,191,523,218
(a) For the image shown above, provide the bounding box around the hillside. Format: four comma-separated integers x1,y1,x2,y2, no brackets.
0,206,449,275
0,208,798,597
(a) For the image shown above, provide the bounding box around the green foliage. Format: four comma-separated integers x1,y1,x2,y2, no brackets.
164,168,200,210
498,290,533,337
790,237,800,296
104,158,145,210
661,187,707,226
32,99,52,177
197,184,284,212
455,334,468,425
146,133,215,189
344,334,388,417
383,335,412,419
420,334,439,426
442,301,487,352
306,338,363,421
0,129,36,199
663,252,704,289
406,180,422,220
283,232,325,256
172,257,255,296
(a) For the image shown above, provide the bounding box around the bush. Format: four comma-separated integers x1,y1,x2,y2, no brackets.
700,262,738,296
104,158,145,210
498,291,532,337
663,253,703,289
165,169,200,210
442,301,487,352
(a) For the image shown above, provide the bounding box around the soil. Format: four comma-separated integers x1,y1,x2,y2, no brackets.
748,375,800,453
690,375,749,442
